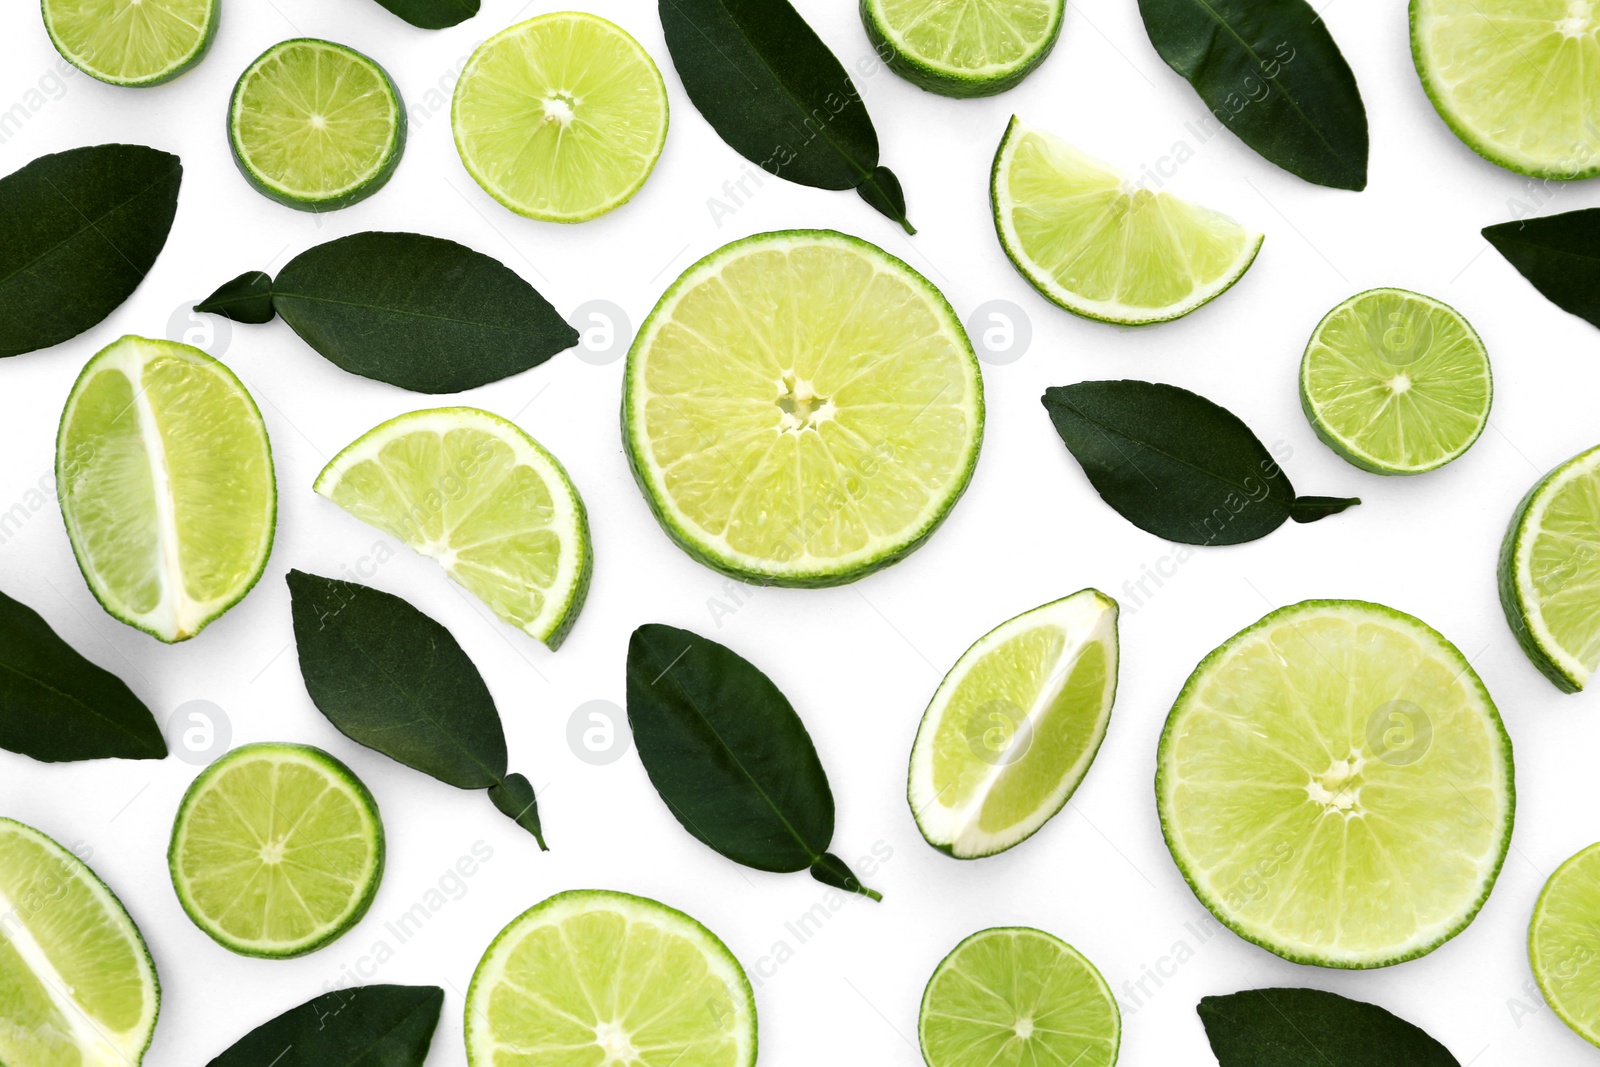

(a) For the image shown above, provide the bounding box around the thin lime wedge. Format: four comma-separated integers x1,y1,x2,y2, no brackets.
465,889,756,1067
861,0,1063,97
57,335,276,643
1531,842,1600,1047
909,590,1118,859
1158,600,1513,968
43,0,217,86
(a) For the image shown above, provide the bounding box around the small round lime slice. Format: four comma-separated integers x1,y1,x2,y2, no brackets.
919,927,1119,1067
466,889,756,1067
1300,288,1491,475
229,38,406,211
168,742,385,958
861,0,1063,97
43,0,217,86
1531,842,1600,1047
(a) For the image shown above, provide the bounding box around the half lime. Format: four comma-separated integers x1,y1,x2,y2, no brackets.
861,0,1063,97
43,0,217,86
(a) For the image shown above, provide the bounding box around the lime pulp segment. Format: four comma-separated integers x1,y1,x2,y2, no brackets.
465,889,756,1067
861,0,1064,97
57,335,276,643
624,229,983,586
992,116,1262,324
42,0,217,86
1300,288,1492,475
1158,600,1513,968
168,743,385,958
0,818,159,1066
909,590,1118,859
1531,842,1600,1047
229,38,405,210
452,13,669,222
919,927,1119,1067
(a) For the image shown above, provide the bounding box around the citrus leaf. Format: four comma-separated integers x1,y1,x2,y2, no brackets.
1483,209,1600,329
1198,988,1460,1066
0,588,165,762
626,623,880,899
0,144,181,358
207,984,443,1066
1137,0,1368,190
195,271,274,324
367,0,478,29
1041,380,1358,545
287,570,547,848
659,0,914,233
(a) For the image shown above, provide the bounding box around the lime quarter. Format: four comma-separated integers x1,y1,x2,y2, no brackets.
43,0,217,86
1531,842,1600,1047
861,0,1063,97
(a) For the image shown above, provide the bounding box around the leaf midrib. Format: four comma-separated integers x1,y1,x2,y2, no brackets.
275,291,531,334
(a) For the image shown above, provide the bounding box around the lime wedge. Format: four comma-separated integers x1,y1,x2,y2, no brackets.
466,889,756,1067
1300,288,1492,475
1412,0,1600,179
1158,600,1514,968
0,818,159,1066
624,229,983,586
861,0,1063,97
57,335,276,643
453,13,669,222
1531,842,1600,1047
908,590,1118,859
314,407,592,650
919,927,1118,1067
43,0,217,86
229,38,406,211
992,116,1263,325
1499,443,1600,692
168,742,384,959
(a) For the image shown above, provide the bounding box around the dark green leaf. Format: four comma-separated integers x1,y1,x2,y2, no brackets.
627,623,879,898
0,588,164,762
1042,380,1358,545
0,144,181,358
1137,0,1368,190
207,984,443,1067
196,271,275,324
659,0,914,233
287,571,547,846
1198,988,1460,1066
368,0,478,29
1483,209,1600,329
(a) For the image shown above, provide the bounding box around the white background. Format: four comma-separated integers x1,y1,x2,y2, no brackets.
1,0,1598,1063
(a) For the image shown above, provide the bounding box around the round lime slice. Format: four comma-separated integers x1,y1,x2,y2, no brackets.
1300,288,1492,475
861,0,1063,97
992,116,1262,325
624,229,983,586
0,817,159,1065
1531,841,1600,1047
43,0,217,86
909,589,1118,859
1158,600,1514,968
314,407,592,650
466,889,756,1067
919,927,1119,1067
169,742,385,958
1499,443,1600,692
57,335,276,643
229,38,406,211
452,13,669,222
1412,0,1600,179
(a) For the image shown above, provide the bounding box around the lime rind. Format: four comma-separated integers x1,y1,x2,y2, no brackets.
1531,842,1600,1047
909,589,1119,859
42,0,218,87
860,0,1064,98
623,229,984,587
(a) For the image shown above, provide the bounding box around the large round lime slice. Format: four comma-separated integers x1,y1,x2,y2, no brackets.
43,0,217,86
1531,841,1600,1047
861,0,1063,97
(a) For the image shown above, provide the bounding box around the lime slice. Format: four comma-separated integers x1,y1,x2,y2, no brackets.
1158,600,1514,968
1300,288,1492,475
0,818,159,1066
43,0,217,86
229,38,406,211
919,927,1118,1067
465,889,756,1067
1531,842,1600,1046
1412,0,1600,179
57,335,276,643
1499,443,1600,692
861,0,1063,98
314,407,592,650
992,116,1263,325
624,229,983,586
452,13,669,222
908,590,1118,859
168,742,384,958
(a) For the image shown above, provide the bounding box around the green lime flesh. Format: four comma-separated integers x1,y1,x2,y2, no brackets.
42,0,217,86
860,0,1063,98
1531,842,1600,1047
